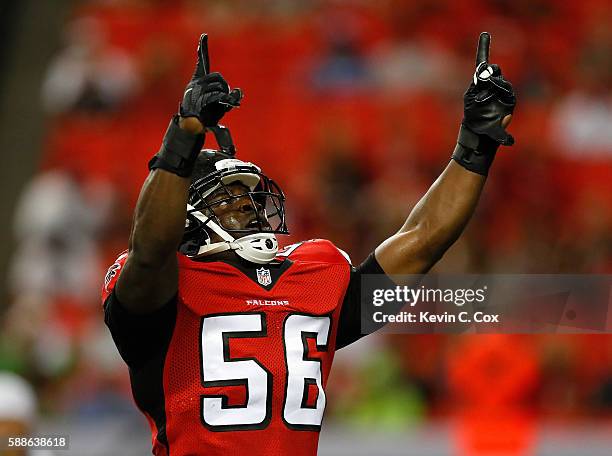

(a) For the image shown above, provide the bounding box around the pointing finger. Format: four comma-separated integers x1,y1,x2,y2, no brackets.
195,33,210,77
476,32,490,66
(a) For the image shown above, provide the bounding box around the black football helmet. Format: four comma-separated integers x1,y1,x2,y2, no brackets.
179,125,288,263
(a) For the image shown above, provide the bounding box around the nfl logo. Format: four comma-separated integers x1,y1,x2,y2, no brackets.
256,267,272,286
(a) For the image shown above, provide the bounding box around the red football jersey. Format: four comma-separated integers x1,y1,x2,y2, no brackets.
102,239,356,456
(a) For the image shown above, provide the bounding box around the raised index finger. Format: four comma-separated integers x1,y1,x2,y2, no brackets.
195,33,210,77
476,32,490,66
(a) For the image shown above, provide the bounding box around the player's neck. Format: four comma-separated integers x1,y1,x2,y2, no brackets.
195,249,282,268
196,249,255,267
206,249,241,263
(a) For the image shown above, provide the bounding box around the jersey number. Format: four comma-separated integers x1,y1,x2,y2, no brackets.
200,313,331,431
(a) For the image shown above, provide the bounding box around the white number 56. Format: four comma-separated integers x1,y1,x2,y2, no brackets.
200,313,331,431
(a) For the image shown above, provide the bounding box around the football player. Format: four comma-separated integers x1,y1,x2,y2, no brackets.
103,32,515,455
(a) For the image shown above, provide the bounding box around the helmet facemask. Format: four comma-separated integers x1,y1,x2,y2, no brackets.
180,157,288,264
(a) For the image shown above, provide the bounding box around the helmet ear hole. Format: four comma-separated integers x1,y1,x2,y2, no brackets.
179,239,199,256
180,212,212,255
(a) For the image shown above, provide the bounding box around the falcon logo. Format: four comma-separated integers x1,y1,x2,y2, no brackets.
104,261,122,292
256,267,272,286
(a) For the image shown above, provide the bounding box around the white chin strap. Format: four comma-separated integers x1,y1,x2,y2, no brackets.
187,204,279,264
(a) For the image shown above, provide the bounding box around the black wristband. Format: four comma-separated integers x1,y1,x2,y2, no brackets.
451,125,499,176
148,115,205,177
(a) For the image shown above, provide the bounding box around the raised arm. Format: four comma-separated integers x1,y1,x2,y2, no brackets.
376,32,516,275
115,35,241,313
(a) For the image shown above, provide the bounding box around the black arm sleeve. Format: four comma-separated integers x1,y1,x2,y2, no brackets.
335,253,395,350
103,289,177,369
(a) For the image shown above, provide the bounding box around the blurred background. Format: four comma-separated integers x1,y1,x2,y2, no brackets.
0,0,611,455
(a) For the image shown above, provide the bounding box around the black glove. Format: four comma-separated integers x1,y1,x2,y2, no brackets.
453,32,517,176
149,34,243,177
463,62,516,146
179,34,242,127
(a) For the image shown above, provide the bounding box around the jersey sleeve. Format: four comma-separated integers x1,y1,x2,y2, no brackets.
102,251,129,303
335,253,395,350
102,252,177,369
